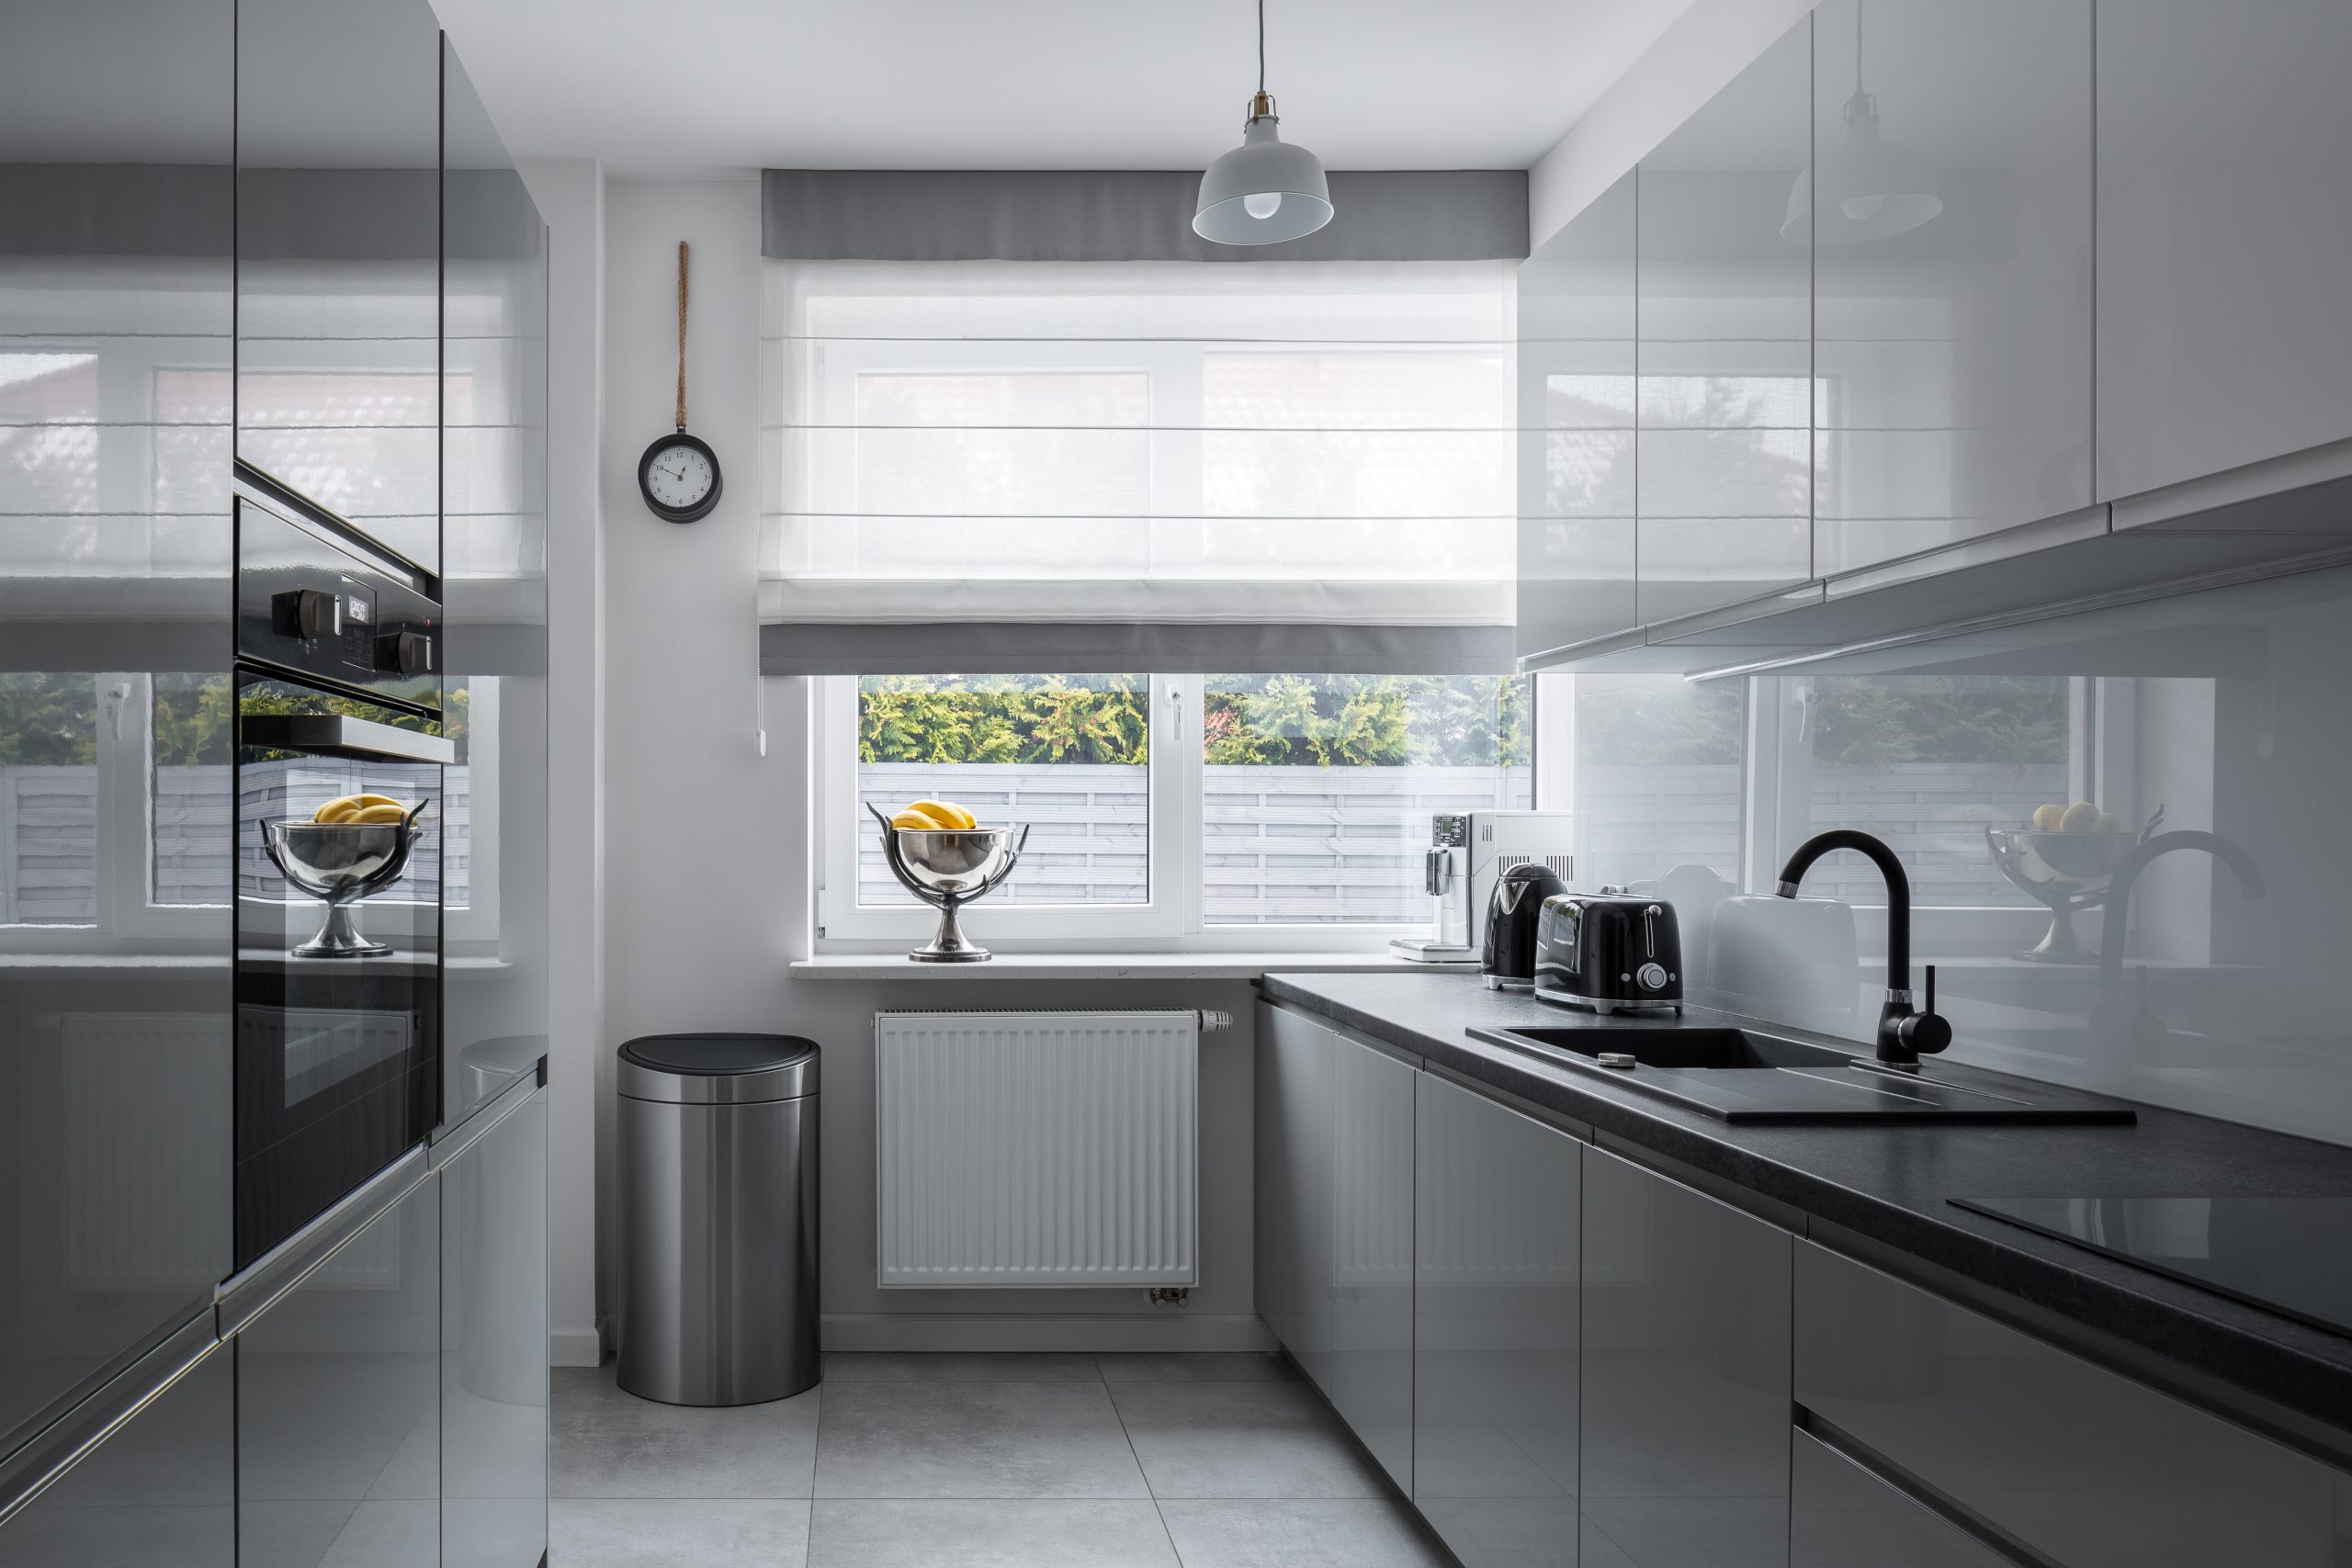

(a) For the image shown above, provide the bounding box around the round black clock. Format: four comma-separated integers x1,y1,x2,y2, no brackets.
638,431,721,525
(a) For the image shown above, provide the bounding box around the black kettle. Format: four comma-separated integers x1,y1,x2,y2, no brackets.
1482,861,1569,992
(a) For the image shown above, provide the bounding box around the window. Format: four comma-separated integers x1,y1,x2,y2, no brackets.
820,672,1530,948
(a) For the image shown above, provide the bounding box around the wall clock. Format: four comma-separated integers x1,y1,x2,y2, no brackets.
639,240,723,525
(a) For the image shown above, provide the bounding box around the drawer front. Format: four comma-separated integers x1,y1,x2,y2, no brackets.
1795,1241,2352,1568
1792,1429,2008,1568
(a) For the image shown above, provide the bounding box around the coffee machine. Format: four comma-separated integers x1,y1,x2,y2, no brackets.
1390,810,1577,962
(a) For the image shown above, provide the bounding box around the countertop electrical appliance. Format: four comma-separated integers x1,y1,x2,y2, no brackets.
1481,861,1568,991
232,480,450,1268
1532,893,1684,1014
1392,810,1575,963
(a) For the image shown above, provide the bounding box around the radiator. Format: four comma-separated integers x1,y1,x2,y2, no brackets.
62,1012,233,1292
875,1010,1198,1288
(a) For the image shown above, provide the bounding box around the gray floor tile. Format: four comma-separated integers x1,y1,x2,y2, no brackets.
1107,1382,1388,1500
814,1382,1148,1499
552,1365,820,1499
807,1498,1179,1567
1155,1499,1452,1568
821,1352,1102,1384
551,1498,811,1568
1092,1352,1298,1384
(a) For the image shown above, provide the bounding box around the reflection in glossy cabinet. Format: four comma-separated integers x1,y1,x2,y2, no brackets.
1519,171,1637,659
0,0,237,1462
1796,1241,2352,1568
2097,0,2352,501
1810,0,2092,575
440,38,551,1132
1414,1074,1579,1568
441,1089,548,1568
236,0,445,564
1581,1145,1791,1568
1789,1430,2004,1568
1635,18,1815,626
1254,1002,1332,1392
0,1349,234,1568
238,1180,439,1568
1328,1026,1416,1495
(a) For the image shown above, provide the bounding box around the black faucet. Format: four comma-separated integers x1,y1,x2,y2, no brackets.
2094,830,2264,1025
1776,829,1952,1067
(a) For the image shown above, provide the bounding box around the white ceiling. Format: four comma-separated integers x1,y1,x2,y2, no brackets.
428,0,1693,177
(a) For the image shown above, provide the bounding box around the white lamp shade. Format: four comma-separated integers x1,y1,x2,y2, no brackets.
1781,99,1942,246
1194,115,1333,245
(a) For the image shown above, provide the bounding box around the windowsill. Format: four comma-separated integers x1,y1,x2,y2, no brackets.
789,951,1481,981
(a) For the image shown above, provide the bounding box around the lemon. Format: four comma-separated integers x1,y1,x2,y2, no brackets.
2030,803,2065,830
2058,801,2102,833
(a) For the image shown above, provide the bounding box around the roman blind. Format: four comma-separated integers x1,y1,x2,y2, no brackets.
758,255,1519,673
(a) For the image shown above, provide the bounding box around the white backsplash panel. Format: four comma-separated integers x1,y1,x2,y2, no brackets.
1560,563,2352,1147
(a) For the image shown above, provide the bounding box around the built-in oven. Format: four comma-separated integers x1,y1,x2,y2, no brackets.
232,483,448,1269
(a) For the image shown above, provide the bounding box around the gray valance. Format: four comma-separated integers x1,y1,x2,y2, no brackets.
762,168,1529,263
760,621,1516,678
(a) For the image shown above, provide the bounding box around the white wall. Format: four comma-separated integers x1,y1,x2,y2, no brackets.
587,177,1268,1354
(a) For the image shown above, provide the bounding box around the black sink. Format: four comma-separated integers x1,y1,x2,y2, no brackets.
1467,1021,2137,1125
1499,1026,1856,1072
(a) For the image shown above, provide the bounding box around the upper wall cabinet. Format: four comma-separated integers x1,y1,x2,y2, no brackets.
1809,0,2092,576
1518,171,1637,661
1636,17,1815,626
236,0,444,570
2098,0,2352,502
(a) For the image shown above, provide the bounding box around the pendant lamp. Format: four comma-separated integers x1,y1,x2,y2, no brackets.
1783,0,1941,245
1193,0,1333,245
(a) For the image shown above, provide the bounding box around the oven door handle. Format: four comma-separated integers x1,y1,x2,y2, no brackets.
242,713,454,765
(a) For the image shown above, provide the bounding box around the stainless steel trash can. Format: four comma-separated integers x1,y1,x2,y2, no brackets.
616,1033,820,1405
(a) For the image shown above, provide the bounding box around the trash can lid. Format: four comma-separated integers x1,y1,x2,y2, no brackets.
617,1032,820,1105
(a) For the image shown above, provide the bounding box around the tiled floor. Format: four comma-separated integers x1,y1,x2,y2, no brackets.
550,1351,1453,1567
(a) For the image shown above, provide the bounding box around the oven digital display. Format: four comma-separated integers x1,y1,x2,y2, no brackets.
343,588,374,626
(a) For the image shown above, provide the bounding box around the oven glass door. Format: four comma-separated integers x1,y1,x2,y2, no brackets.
234,675,442,1267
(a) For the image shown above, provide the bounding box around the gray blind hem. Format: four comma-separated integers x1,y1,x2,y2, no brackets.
760,621,1515,677
763,169,1528,263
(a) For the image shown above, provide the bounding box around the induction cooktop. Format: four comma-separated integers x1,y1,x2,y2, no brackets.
1951,1196,2352,1340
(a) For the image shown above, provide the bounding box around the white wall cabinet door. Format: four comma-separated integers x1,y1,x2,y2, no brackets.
2097,0,2352,501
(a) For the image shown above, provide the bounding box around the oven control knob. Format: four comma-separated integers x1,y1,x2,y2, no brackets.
274,588,341,641
379,631,434,676
1636,962,1669,991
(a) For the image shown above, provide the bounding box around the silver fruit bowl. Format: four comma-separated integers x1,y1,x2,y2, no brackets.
867,802,1030,963
1984,822,2147,963
261,800,433,957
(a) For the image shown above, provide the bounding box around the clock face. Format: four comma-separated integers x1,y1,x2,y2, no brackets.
645,440,715,510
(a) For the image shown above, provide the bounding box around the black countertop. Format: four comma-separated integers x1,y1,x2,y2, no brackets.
1261,970,2352,1447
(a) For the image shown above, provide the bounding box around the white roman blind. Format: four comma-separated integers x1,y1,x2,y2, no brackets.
757,258,1519,673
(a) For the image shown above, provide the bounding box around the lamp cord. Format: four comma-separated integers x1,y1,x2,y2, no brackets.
1257,0,1265,94
1854,0,1865,95
674,240,689,433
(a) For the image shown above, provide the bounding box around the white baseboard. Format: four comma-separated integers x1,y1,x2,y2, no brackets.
820,1313,1276,1353
550,1322,605,1368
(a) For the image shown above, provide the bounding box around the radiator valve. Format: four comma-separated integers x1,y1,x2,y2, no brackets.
1198,1009,1235,1033
1147,1286,1192,1307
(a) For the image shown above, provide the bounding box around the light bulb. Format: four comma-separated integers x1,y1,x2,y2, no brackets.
1243,191,1283,220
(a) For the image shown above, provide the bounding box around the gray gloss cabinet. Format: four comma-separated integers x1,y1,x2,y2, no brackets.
1413,1073,1580,1568
1581,1145,1792,1568
2097,0,2352,502
1808,0,2093,576
237,1179,440,1568
1634,17,1815,626
0,1349,234,1568
1796,1240,2352,1568
440,1089,548,1568
1789,1430,2005,1568
1252,1003,1415,1495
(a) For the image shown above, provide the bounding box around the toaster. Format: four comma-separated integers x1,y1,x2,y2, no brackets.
1532,894,1684,1015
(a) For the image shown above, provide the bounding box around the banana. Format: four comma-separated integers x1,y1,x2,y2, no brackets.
313,795,366,823
352,793,401,809
890,808,949,831
907,798,975,830
350,804,409,825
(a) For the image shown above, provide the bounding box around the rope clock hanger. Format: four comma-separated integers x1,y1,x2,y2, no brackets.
637,240,723,524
